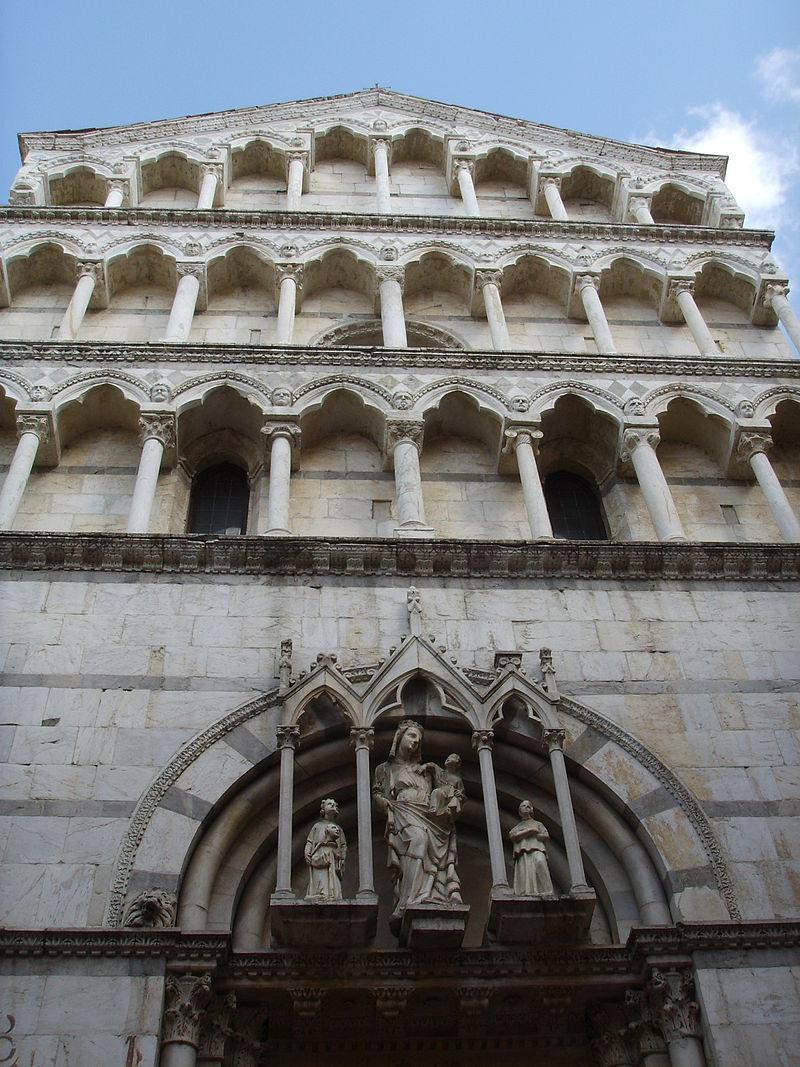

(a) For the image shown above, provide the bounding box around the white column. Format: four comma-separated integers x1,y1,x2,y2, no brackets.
163,265,202,342
57,261,101,341
275,264,302,344
103,180,126,208
473,731,510,892
262,423,299,534
387,421,432,535
454,159,480,217
629,195,655,224
648,969,707,1067
504,428,553,540
476,269,510,349
670,280,719,357
544,729,591,895
738,432,800,543
127,414,174,534
621,428,687,542
577,274,616,354
160,974,212,1067
542,177,568,221
765,283,800,356
286,153,305,211
377,266,407,348
350,727,376,899
274,725,300,897
197,165,219,210
373,139,392,214
0,415,49,531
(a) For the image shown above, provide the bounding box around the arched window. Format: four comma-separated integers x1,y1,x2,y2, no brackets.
187,462,250,535
544,470,608,540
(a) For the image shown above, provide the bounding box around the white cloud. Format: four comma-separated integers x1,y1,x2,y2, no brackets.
670,104,798,230
756,48,800,105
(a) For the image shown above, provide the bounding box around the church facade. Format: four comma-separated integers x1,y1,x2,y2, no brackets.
0,88,799,1066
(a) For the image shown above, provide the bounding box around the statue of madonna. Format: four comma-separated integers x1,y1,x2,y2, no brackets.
372,719,463,932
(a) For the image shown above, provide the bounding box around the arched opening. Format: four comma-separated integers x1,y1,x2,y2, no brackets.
474,149,534,220
544,471,608,540
202,247,277,344
389,128,448,213
314,318,465,350
501,256,575,352
140,152,201,208
294,250,374,346
650,182,704,225
693,263,757,352
598,258,663,346
48,167,109,207
560,165,615,222
404,253,474,346
308,127,369,212
84,245,175,342
227,139,286,210
294,389,388,536
187,461,250,535
0,243,76,341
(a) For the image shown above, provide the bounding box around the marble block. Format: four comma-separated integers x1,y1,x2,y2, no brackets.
486,889,596,945
399,903,470,949
270,896,378,948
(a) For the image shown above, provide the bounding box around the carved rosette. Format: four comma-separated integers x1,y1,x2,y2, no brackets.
15,414,51,443
350,726,375,751
276,724,300,751
619,427,660,466
475,268,503,292
472,729,494,752
198,992,237,1059
647,968,702,1043
385,418,425,454
736,431,772,465
162,973,212,1047
138,413,176,449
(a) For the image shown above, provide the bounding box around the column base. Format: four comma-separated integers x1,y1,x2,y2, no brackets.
393,523,435,539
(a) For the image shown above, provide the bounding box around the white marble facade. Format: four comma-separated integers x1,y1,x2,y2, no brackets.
0,89,799,1067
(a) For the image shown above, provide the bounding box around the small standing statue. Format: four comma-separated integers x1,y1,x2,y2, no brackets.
304,798,347,901
509,800,556,898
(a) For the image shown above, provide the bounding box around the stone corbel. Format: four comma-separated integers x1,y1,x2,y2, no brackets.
659,274,695,323
383,417,425,470
262,417,302,471
175,261,208,311
752,279,790,326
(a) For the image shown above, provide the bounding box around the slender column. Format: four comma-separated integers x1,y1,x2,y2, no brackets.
386,420,431,534
196,165,219,210
544,729,591,895
350,727,376,898
262,423,300,534
504,428,553,540
629,195,655,224
57,261,101,341
275,264,303,344
454,159,480,217
476,269,510,349
542,176,568,221
127,414,175,534
473,731,510,891
648,969,707,1067
373,139,392,214
286,152,305,211
627,990,671,1067
103,180,126,208
163,265,203,343
274,725,300,897
0,415,50,531
737,432,800,542
377,266,407,348
764,283,800,355
160,973,212,1067
577,274,616,354
197,992,236,1067
670,280,719,357
621,428,686,542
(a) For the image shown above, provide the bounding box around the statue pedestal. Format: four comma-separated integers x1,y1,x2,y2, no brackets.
270,895,378,948
486,889,596,945
399,903,470,949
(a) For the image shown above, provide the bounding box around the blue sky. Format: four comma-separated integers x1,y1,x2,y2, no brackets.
2,0,799,287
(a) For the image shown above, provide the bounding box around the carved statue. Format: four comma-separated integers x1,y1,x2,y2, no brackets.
373,720,463,932
304,798,347,901
124,887,177,927
509,801,555,897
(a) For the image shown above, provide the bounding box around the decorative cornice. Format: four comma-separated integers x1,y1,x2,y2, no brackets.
3,340,798,378
0,205,775,246
0,533,798,582
0,928,228,960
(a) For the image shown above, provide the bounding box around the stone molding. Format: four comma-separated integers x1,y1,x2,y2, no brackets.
1,532,797,584
3,339,798,378
0,205,774,246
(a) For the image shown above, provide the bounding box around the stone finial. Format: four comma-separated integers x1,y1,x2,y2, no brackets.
407,585,422,636
278,639,293,689
124,887,177,927
539,647,558,697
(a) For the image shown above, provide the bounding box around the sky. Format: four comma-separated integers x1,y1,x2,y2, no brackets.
1,0,799,298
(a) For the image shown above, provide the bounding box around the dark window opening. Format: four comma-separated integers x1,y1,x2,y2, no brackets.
544,470,608,540
188,462,250,535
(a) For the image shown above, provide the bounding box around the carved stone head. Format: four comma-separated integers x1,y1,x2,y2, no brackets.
736,398,755,418
149,381,173,403
508,392,530,413
391,387,414,410
320,798,340,820
124,888,177,928
271,387,293,407
518,800,535,820
623,396,646,416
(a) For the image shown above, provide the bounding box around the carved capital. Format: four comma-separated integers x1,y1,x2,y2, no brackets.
176,262,205,280
276,263,304,290
376,264,405,291
542,174,562,190
628,194,652,214
385,418,425,453
503,426,543,454
472,729,494,753
262,421,301,448
453,157,475,176
371,137,391,155
76,260,103,283
350,726,375,751
668,278,695,300
647,968,702,1043
162,973,212,1047
200,162,223,180
16,414,50,443
576,273,601,293
138,413,175,449
198,992,237,1060
736,430,772,464
620,427,660,464
588,1002,637,1067
287,149,307,165
543,727,566,752
625,990,667,1057
107,178,128,194
276,724,300,751
475,268,503,291
764,282,790,307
